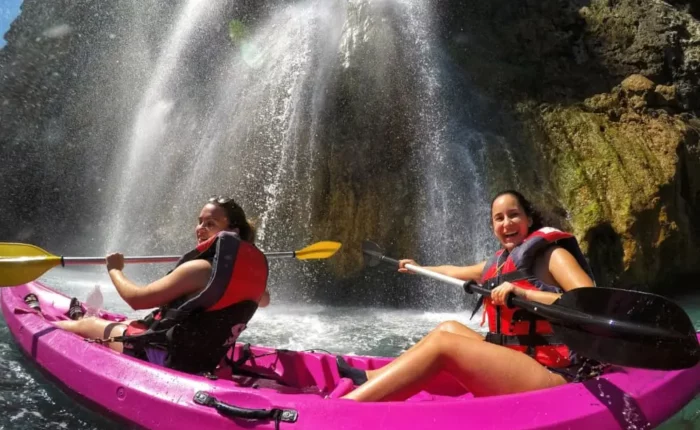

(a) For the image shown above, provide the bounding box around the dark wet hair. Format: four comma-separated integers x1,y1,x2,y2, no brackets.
490,190,544,234
207,196,257,243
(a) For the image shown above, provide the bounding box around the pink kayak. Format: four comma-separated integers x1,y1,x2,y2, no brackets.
2,280,699,429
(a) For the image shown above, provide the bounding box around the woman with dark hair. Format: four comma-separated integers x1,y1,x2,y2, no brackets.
49,196,270,374
337,190,602,401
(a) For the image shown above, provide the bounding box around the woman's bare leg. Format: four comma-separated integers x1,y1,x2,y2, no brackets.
343,330,566,402
54,317,132,353
365,320,482,381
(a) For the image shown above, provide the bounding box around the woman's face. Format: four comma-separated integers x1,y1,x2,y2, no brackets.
491,194,532,251
195,203,230,244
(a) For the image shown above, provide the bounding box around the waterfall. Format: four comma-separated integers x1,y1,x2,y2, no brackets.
390,0,493,257
95,0,497,307
105,0,228,252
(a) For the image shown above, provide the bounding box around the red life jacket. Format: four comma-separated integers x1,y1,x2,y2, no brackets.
479,227,595,368
119,231,269,375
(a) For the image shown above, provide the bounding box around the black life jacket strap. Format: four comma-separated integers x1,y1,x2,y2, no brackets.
224,343,253,369
112,307,185,347
484,332,563,348
512,308,548,355
110,328,170,348
161,308,191,322
223,344,292,385
484,308,564,356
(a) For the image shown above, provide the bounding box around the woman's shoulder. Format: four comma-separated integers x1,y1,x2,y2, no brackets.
167,258,213,285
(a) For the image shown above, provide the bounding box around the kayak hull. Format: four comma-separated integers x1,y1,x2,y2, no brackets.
2,281,699,429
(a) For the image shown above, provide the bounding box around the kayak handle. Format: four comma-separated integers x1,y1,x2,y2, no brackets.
193,391,298,428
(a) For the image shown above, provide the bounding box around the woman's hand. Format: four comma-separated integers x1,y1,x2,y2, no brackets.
398,259,419,274
106,253,125,272
490,282,527,306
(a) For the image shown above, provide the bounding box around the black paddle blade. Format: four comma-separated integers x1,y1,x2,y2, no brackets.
554,287,699,370
362,240,386,267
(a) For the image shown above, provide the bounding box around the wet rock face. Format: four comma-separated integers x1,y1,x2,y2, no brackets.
439,0,700,108
439,0,700,291
0,0,185,250
578,0,700,111
0,0,239,252
526,75,700,290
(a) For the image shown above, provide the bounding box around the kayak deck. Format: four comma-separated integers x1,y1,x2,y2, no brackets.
20,281,471,400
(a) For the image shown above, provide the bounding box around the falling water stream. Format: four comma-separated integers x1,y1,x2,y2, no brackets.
104,0,352,253
67,0,500,309
100,0,494,269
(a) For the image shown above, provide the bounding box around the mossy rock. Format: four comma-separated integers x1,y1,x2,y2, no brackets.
517,82,700,290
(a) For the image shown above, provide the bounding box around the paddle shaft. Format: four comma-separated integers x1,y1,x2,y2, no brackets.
64,252,299,263
264,251,295,259
64,256,179,265
393,260,686,340
5,251,306,267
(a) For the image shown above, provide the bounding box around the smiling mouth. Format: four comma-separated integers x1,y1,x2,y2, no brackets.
504,232,518,238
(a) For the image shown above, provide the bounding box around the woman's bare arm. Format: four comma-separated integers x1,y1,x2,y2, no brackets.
546,246,594,291
520,245,594,305
109,259,212,310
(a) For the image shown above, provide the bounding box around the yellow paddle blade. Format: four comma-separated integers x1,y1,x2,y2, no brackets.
0,243,63,287
294,241,342,260
0,242,55,258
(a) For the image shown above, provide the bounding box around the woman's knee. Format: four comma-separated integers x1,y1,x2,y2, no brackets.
432,320,481,340
435,320,465,334
426,330,478,357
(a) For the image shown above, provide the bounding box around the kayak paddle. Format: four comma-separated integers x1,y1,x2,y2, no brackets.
0,241,342,287
362,240,700,370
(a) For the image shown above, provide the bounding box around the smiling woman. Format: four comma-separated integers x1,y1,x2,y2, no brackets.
47,196,271,375
337,190,601,401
